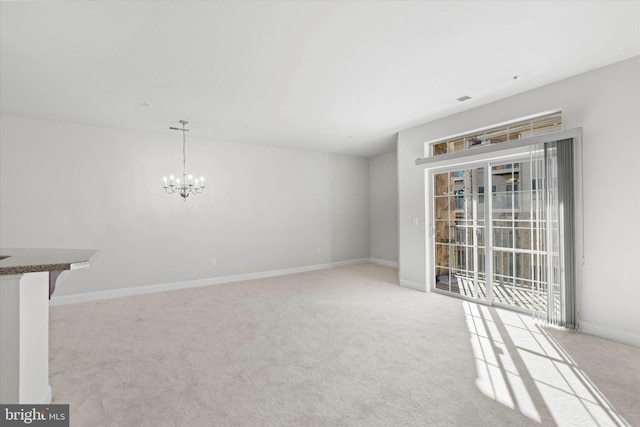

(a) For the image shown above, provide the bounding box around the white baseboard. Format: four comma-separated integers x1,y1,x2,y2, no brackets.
580,321,640,348
369,258,399,268
50,258,371,306
399,279,425,292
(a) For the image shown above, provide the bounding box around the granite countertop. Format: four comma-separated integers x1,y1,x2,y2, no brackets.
0,248,98,275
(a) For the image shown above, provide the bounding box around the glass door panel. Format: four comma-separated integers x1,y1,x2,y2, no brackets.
491,159,548,312
433,167,487,302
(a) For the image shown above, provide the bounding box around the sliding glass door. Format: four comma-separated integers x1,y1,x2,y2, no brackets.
427,137,576,327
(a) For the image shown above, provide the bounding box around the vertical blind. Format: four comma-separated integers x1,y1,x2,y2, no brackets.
529,138,575,328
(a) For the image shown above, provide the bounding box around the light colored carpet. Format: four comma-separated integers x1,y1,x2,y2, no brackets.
49,263,639,426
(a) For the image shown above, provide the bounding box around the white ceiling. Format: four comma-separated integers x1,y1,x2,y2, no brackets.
1,1,638,156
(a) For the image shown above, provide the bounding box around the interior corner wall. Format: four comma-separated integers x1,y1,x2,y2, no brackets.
397,56,640,346
329,155,370,262
0,116,371,296
369,151,398,264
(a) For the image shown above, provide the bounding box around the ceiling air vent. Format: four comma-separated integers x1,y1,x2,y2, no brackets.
456,95,472,102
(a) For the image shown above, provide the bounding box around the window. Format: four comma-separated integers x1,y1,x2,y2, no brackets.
428,111,562,157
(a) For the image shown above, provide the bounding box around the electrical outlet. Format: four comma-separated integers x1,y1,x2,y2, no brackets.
316,248,321,255
211,258,217,266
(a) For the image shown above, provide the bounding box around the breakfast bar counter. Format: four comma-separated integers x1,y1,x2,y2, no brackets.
0,247,98,404
0,247,97,275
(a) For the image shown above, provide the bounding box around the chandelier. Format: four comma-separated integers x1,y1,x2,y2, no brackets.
163,120,205,201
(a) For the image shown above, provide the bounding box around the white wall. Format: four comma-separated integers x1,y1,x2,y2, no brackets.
330,155,370,262
0,116,371,296
397,56,640,346
369,151,398,264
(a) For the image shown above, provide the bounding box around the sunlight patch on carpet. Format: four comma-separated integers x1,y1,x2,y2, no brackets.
464,302,630,426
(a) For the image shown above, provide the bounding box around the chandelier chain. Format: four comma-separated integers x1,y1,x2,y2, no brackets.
180,119,187,174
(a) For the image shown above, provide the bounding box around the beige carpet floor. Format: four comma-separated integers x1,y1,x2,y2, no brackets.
49,263,639,426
